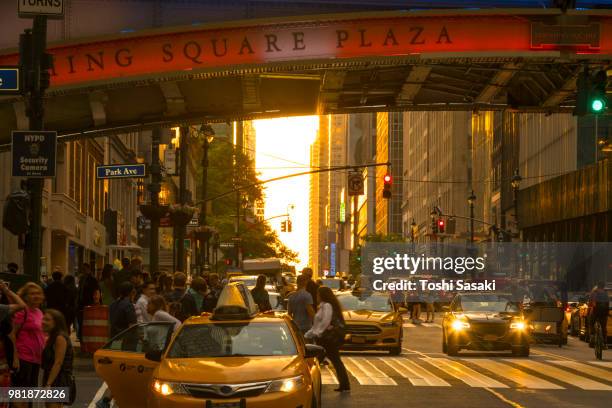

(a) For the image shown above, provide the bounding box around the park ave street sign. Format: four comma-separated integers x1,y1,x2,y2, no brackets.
18,0,65,19
96,164,146,179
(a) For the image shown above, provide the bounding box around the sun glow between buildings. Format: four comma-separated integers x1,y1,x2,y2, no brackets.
254,116,319,270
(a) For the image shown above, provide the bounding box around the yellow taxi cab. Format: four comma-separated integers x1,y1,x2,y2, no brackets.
337,290,404,355
94,282,324,408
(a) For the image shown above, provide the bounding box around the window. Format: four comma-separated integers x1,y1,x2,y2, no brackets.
104,323,174,353
168,322,297,358
74,142,83,207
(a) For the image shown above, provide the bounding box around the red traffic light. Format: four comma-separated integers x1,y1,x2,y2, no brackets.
438,219,445,233
224,258,232,266
383,174,392,184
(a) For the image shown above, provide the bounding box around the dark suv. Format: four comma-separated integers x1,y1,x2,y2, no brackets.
442,293,530,357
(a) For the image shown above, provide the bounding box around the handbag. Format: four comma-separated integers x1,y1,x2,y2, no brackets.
320,312,346,347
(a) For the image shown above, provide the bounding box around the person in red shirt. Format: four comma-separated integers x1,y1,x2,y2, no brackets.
10,282,46,408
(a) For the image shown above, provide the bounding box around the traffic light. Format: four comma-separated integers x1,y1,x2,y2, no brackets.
431,217,438,234
382,173,392,199
575,69,608,116
287,220,292,233
437,219,445,234
281,220,287,232
590,70,608,114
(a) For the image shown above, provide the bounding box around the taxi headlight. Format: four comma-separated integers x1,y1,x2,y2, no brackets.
152,380,186,396
266,375,304,393
510,321,526,330
451,320,470,331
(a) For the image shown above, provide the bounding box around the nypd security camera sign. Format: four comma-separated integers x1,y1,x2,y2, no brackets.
12,130,57,177
18,0,65,19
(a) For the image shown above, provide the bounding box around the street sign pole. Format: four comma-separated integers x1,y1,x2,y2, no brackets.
22,16,49,282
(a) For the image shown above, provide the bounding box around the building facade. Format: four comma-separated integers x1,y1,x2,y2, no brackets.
375,112,404,236
401,111,470,242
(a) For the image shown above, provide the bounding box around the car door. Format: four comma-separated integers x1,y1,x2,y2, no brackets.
94,323,175,407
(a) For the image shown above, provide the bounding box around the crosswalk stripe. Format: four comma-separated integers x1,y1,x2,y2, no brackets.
381,357,450,386
321,365,339,385
423,358,508,388
421,323,442,328
589,361,612,369
403,323,416,328
345,357,397,385
464,359,563,390
507,359,612,391
548,360,612,383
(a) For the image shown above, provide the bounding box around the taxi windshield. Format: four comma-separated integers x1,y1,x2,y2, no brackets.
167,322,297,358
458,295,519,313
338,294,392,312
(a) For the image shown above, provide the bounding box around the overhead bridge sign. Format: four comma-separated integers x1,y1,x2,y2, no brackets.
18,0,65,19
97,164,146,179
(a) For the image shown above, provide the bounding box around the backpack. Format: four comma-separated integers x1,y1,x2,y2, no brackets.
168,291,189,322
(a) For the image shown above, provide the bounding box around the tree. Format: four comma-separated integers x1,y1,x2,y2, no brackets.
349,233,405,278
198,140,298,265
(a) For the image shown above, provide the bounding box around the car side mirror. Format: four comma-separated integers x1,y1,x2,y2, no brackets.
145,350,162,362
305,344,325,360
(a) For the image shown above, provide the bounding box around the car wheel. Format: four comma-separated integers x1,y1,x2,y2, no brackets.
390,328,403,355
512,345,529,357
446,336,459,356
442,329,448,353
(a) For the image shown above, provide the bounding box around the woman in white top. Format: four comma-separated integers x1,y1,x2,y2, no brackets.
146,295,181,332
305,286,350,392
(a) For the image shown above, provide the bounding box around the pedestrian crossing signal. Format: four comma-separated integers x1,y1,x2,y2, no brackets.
281,220,287,232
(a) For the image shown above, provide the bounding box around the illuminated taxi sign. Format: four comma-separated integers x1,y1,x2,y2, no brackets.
211,282,258,320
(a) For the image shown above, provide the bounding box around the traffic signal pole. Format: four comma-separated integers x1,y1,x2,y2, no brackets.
22,16,49,281
203,162,392,204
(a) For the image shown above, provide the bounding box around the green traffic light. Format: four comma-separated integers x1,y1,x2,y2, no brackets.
592,99,605,112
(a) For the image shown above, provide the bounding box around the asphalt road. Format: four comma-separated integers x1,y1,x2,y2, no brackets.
73,316,612,408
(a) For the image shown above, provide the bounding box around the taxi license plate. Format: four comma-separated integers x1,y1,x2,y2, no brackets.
351,336,366,344
207,402,242,408
534,323,556,334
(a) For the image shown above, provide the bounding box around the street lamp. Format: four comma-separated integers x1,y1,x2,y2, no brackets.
198,124,216,271
511,169,522,233
468,190,476,243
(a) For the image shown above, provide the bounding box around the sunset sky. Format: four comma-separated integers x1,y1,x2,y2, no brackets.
254,116,319,270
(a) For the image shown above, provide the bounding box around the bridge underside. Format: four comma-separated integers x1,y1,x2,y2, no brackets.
0,9,610,144
0,56,602,145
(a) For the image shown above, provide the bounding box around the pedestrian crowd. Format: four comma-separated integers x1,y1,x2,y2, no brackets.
1,257,356,406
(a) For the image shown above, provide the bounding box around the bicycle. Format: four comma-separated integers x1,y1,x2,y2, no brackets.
593,320,604,361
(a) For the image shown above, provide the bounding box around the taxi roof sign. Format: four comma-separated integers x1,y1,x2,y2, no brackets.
211,282,258,320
